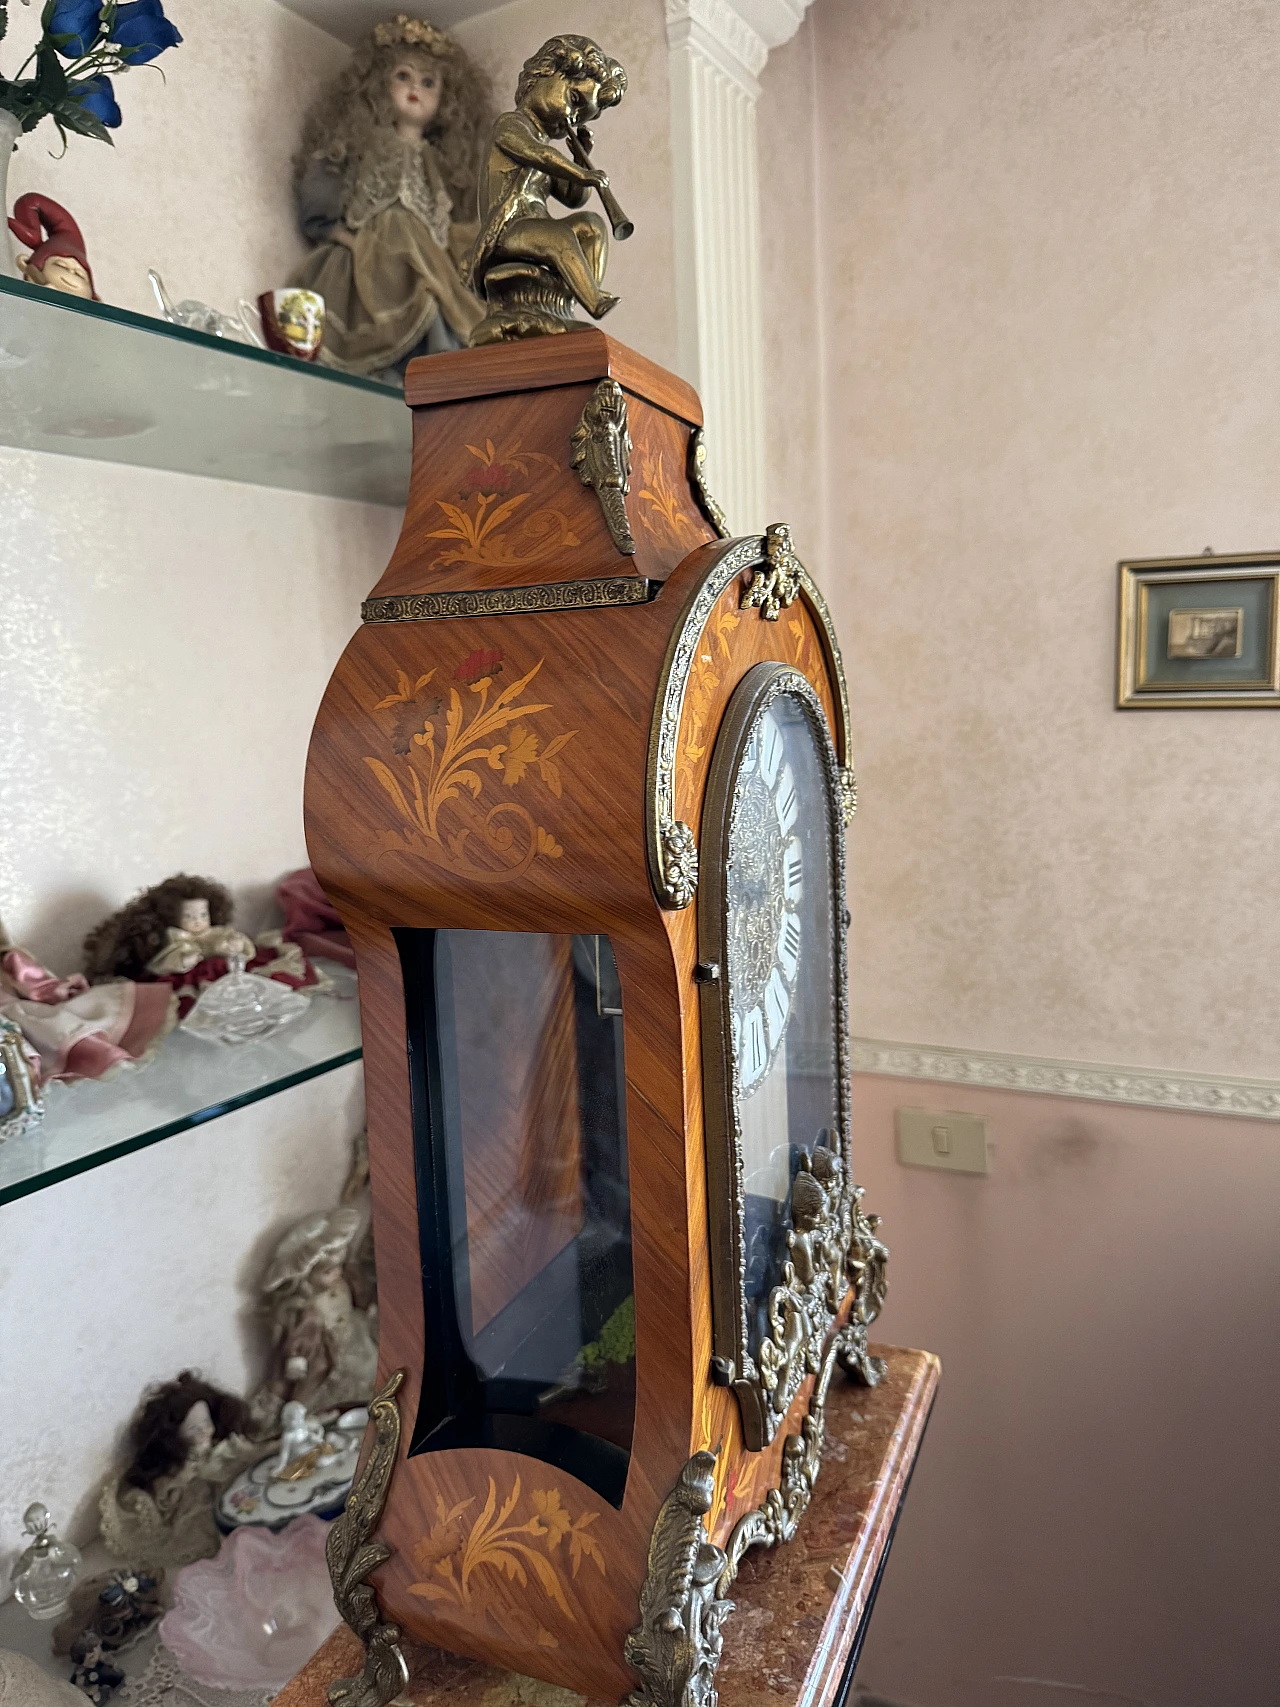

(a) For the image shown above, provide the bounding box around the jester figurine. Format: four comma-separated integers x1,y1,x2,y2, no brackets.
466,34,631,344
7,195,97,299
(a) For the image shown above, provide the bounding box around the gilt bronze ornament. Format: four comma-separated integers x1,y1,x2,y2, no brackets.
325,1372,409,1707
467,35,631,344
741,523,804,622
571,378,636,555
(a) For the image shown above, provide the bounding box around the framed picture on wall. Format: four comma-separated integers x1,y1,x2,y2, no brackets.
1117,552,1280,708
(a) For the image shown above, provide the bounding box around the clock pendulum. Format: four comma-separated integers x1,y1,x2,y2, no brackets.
304,34,888,1707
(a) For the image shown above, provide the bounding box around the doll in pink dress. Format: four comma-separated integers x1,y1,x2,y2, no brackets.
0,915,173,1086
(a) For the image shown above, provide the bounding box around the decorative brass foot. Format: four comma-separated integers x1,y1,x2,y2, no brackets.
325,1371,410,1707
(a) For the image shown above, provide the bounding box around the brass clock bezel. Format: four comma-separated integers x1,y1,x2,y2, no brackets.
697,661,853,1450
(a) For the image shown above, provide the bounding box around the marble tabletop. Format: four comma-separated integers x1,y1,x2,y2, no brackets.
276,1345,939,1707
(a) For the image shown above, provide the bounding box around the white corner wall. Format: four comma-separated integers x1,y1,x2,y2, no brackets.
0,0,389,1578
752,3,1280,1705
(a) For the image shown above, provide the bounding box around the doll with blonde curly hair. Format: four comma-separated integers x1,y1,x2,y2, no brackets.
290,13,491,377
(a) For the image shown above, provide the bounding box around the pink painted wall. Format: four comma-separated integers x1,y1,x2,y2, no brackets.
849,1075,1279,1707
753,3,1280,1702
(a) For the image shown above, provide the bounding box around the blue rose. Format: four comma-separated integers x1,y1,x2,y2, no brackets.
48,0,105,59
74,74,122,127
110,0,182,65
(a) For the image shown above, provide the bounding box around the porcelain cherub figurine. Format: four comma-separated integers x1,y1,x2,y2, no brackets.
466,33,629,343
269,1402,335,1482
291,13,490,376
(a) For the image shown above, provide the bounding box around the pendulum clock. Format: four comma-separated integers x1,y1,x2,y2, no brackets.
304,326,888,1707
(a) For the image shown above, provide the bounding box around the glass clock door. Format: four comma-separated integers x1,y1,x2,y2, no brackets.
398,928,634,1506
699,662,848,1449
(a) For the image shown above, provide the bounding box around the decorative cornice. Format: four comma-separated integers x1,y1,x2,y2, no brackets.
850,1038,1280,1122
666,0,767,83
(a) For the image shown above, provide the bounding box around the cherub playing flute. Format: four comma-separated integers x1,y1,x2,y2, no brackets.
466,34,631,342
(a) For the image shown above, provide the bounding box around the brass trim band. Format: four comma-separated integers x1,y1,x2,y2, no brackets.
362,576,657,624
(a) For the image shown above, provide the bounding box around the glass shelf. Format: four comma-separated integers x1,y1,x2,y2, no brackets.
0,276,411,504
0,966,363,1207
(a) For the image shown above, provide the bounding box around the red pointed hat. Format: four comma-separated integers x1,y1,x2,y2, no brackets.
7,193,97,298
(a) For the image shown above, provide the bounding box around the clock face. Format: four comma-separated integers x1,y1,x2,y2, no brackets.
718,686,841,1367
726,707,805,1097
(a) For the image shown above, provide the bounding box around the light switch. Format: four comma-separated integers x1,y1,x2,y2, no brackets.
896,1107,989,1174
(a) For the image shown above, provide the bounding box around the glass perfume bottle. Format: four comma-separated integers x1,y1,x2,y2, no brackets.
9,1503,82,1620
182,952,309,1045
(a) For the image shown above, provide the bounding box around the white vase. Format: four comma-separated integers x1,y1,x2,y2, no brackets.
0,108,21,279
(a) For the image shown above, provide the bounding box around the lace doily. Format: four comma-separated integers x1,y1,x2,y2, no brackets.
116,1637,274,1707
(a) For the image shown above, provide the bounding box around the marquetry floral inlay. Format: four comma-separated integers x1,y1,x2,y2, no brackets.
636,449,703,552
365,652,575,880
675,592,741,820
427,440,581,569
408,1476,605,1647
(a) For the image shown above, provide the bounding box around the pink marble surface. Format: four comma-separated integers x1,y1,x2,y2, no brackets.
277,1346,939,1707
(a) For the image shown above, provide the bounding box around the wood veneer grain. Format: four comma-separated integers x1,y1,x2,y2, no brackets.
302,335,852,1700
403,328,704,425
274,1348,940,1707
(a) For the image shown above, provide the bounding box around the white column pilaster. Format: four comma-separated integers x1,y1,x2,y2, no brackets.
665,0,814,535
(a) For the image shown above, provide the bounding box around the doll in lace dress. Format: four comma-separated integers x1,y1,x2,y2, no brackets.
290,13,490,377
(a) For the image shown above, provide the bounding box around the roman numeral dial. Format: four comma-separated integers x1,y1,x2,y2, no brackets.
725,707,806,1095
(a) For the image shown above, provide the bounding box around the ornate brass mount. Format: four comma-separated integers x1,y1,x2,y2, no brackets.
688,428,730,540
571,378,636,555
741,523,803,621
325,1370,410,1707
625,1204,888,1707
623,1452,733,1707
362,577,654,624
646,538,855,913
839,765,858,825
658,817,699,910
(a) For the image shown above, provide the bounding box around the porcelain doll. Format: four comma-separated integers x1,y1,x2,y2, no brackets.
98,1374,256,1569
251,1206,378,1430
83,875,328,1019
290,13,490,376
0,914,174,1086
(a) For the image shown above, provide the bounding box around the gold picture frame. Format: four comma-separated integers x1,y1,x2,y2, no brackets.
1117,553,1280,709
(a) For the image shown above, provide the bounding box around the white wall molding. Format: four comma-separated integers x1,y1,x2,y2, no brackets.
851,1038,1280,1122
666,0,770,93
665,0,816,534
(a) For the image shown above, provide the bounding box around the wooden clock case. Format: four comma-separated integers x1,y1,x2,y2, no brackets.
303,330,885,1707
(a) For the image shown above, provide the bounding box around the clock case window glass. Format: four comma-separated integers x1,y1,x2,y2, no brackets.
698,663,850,1450
397,928,634,1508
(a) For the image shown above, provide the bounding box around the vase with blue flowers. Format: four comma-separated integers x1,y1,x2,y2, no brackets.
0,0,182,278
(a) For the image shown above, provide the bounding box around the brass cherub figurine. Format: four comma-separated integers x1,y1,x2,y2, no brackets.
466,34,631,344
